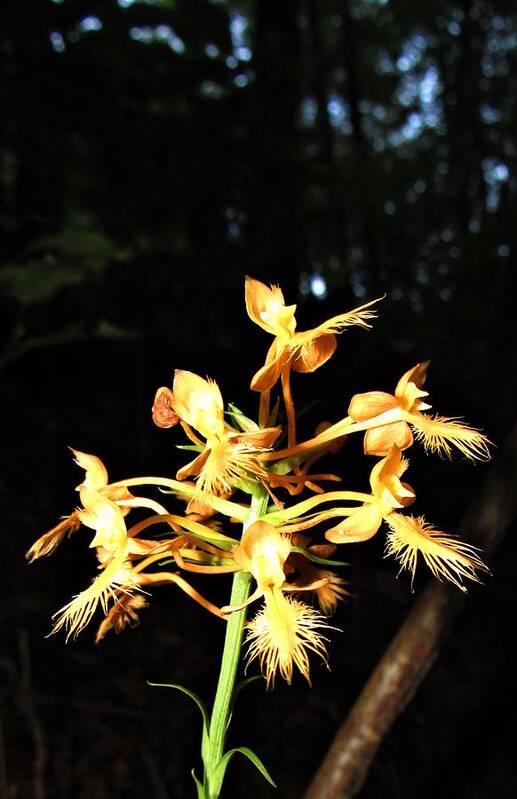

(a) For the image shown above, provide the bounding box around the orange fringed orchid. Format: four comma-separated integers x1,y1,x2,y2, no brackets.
233,521,333,687
286,535,349,615
325,447,415,544
245,276,379,392
168,369,280,498
245,276,380,444
26,449,169,562
324,446,485,590
348,361,490,460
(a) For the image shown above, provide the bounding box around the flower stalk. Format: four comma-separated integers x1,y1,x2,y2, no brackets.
202,489,270,799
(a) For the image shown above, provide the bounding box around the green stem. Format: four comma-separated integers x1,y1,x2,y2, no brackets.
203,489,269,799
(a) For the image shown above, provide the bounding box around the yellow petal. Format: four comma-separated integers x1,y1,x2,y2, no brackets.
229,426,282,449
363,421,414,456
325,503,382,543
245,276,297,337
245,589,329,687
95,594,148,643
172,370,224,439
348,391,399,422
51,552,135,641
26,513,82,562
176,449,210,481
385,513,487,590
394,361,430,412
290,333,337,373
369,446,415,512
250,339,286,391
71,448,108,490
234,521,291,589
78,487,128,552
408,413,491,461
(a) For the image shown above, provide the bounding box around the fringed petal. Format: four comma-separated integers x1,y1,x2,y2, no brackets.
385,513,487,590
194,438,267,499
95,594,148,643
245,588,329,688
26,513,82,562
51,553,136,641
408,413,491,461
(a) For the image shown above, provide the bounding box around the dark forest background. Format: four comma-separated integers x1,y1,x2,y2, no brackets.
1,0,517,797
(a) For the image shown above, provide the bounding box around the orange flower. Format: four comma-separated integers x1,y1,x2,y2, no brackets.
95,594,148,643
26,449,168,562
171,370,280,498
286,536,349,615
325,448,486,589
233,521,331,687
348,362,490,460
245,276,379,392
385,514,486,591
325,447,415,543
348,362,430,456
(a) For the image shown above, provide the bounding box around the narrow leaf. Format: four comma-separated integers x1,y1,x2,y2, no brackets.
191,768,206,799
290,546,349,567
216,747,276,788
147,682,209,730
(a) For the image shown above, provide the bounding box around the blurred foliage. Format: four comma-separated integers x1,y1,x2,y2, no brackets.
1,0,516,797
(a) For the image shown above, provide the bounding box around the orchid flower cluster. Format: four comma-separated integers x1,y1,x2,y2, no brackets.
27,277,490,797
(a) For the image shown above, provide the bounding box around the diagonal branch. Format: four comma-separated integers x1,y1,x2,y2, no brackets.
304,421,517,799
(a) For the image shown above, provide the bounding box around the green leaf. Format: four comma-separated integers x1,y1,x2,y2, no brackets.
191,768,206,799
232,478,263,498
234,674,262,700
148,682,211,773
215,747,276,790
290,546,349,567
147,682,209,731
176,444,203,452
268,457,301,476
93,319,142,342
225,675,262,732
226,403,259,433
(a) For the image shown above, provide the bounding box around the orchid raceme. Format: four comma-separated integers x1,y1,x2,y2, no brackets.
27,277,490,799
